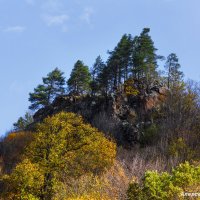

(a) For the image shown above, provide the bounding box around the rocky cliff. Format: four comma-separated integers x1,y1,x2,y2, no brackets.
33,84,168,146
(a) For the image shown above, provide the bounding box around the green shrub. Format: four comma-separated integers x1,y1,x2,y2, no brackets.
172,162,200,191
140,124,158,145
142,171,181,200
168,137,195,161
127,162,200,200
127,182,143,200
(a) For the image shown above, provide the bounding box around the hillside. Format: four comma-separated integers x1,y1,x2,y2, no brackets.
0,28,200,200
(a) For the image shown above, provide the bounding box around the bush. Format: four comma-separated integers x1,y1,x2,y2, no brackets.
0,159,44,199
168,137,195,161
172,162,200,191
140,124,158,145
127,162,200,200
0,131,33,173
127,182,143,200
124,78,139,96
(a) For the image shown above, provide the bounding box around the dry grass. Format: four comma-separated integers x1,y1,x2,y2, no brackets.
54,160,129,200
117,142,181,182
57,140,184,200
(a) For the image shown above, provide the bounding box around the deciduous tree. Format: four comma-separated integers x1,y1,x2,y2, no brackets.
26,112,116,200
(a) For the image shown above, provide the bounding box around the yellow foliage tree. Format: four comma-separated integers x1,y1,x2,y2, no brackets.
124,78,139,96
1,159,44,200
23,112,116,200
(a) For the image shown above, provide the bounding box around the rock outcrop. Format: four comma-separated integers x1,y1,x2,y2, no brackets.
33,84,168,146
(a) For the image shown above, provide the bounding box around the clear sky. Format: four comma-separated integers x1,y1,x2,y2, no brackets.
0,0,200,136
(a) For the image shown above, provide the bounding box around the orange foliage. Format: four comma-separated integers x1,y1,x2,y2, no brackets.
1,131,33,173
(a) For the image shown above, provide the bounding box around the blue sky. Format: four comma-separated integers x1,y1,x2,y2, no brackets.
0,0,200,136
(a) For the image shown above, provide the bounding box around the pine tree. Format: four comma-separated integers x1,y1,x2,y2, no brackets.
90,56,106,95
29,68,65,110
91,56,105,80
13,112,33,131
43,67,66,100
67,60,91,94
97,65,111,96
116,34,133,81
132,28,160,86
165,53,184,89
107,34,133,90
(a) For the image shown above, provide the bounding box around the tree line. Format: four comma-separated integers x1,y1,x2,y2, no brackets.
14,28,183,130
